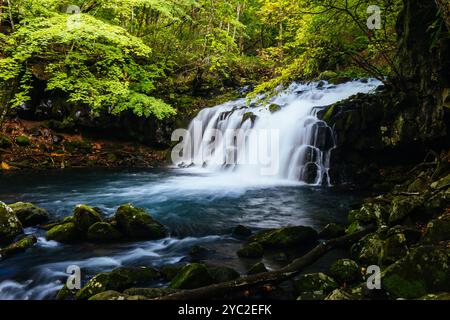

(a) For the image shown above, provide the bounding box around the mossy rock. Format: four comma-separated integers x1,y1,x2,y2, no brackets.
76,266,159,300
73,205,102,232
422,214,450,243
318,223,345,239
430,173,450,190
389,195,423,224
123,288,178,299
0,202,23,245
208,266,240,283
115,204,167,240
294,273,338,296
15,135,31,146
241,112,257,125
249,226,318,248
325,288,358,300
268,104,282,113
296,291,328,300
56,284,78,300
349,202,389,227
169,263,214,289
247,262,267,275
0,235,37,260
418,293,450,300
63,140,93,153
160,264,185,281
89,290,147,300
382,245,450,299
232,225,252,238
46,222,79,243
87,222,122,241
0,134,12,148
9,202,49,227
317,70,338,81
237,242,264,258
329,259,361,284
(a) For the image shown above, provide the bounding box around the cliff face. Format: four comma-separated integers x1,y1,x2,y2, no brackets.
320,0,450,186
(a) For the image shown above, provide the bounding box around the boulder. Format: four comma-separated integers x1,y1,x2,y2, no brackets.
123,288,178,299
160,264,185,281
76,267,159,300
389,195,423,224
9,202,49,227
170,263,214,289
73,205,102,232
87,222,122,241
188,245,209,261
247,262,268,275
46,222,79,243
237,242,264,258
422,213,450,243
249,226,318,248
329,259,361,284
0,235,37,260
294,273,338,297
115,204,167,240
418,293,450,300
318,223,346,239
208,266,240,283
382,245,450,299
0,202,23,244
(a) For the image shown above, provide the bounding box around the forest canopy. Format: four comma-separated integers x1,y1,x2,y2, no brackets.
0,0,403,123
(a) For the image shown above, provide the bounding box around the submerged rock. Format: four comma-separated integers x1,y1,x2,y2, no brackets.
247,262,268,275
0,202,23,244
237,242,264,258
115,204,167,240
249,226,318,248
46,222,78,243
87,222,122,241
76,267,159,300
169,263,214,289
0,235,37,260
9,202,49,227
73,204,102,232
329,259,361,285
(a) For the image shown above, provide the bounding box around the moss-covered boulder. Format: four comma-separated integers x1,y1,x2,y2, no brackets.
294,273,338,297
329,259,361,284
46,222,79,243
87,222,122,241
388,195,423,224
56,284,78,300
348,202,389,227
15,135,31,146
422,213,450,243
247,262,267,275
9,202,49,227
237,242,264,258
160,264,186,281
382,245,450,299
318,223,346,239
249,226,318,248
268,104,282,113
0,202,23,244
123,287,178,299
115,204,167,240
76,266,159,300
0,235,37,260
169,263,214,289
73,205,102,232
208,266,240,283
241,112,257,125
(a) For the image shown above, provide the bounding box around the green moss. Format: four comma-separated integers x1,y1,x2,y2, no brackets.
15,135,31,146
73,205,102,232
383,274,427,299
208,266,240,283
46,222,79,243
0,235,37,259
0,134,12,148
0,202,23,245
329,259,361,284
294,273,338,295
9,202,49,227
237,242,264,258
87,222,122,241
249,226,318,248
169,263,214,289
63,140,93,153
322,104,336,123
241,112,257,125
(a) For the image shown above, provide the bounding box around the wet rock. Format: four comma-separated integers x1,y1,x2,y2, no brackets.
302,162,319,184
249,226,318,248
382,245,450,299
188,245,209,261
268,104,282,113
114,204,167,240
160,264,185,281
0,235,37,260
169,263,214,289
0,202,23,244
89,290,146,300
15,135,31,146
73,205,102,232
247,262,268,275
329,259,361,285
237,242,264,258
294,273,338,299
123,288,178,299
76,267,159,300
422,213,450,243
208,266,240,283
389,195,423,224
87,222,122,242
319,223,346,239
348,202,389,227
46,222,79,243
232,225,252,238
241,112,257,125
9,202,49,227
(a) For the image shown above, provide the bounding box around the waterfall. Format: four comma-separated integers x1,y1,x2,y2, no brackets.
176,79,381,185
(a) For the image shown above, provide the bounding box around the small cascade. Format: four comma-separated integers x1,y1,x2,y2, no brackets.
177,79,381,185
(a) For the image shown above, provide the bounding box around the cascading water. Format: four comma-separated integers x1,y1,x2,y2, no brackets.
177,79,382,185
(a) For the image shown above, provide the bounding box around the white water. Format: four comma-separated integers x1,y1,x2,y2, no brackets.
178,79,381,185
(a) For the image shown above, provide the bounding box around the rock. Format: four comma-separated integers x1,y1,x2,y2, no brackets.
329,259,361,284
56,284,77,300
73,205,102,232
430,173,450,190
123,288,178,299
9,202,49,227
232,225,252,238
76,267,159,300
422,213,450,243
268,104,282,113
15,135,31,146
160,264,185,281
115,204,167,240
208,266,240,283
249,226,318,248
302,162,319,184
247,262,267,275
237,242,264,258
63,140,92,153
87,222,122,241
382,245,450,299
0,235,37,260
325,289,358,300
188,245,209,261
317,70,338,81
46,222,79,243
348,202,389,227
169,263,214,289
89,290,146,300
318,223,346,239
294,273,338,298
389,195,423,224
0,202,23,244
241,112,257,125
418,293,450,300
